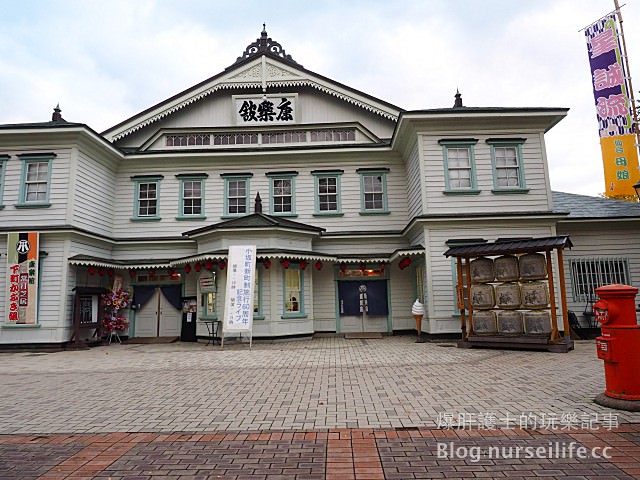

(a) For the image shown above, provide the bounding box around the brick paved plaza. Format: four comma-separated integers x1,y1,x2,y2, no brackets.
0,336,639,478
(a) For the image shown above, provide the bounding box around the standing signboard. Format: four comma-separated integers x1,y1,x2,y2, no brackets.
5,232,39,324
222,245,257,348
585,14,640,196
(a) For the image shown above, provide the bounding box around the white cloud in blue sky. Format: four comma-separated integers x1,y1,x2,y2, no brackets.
0,0,638,195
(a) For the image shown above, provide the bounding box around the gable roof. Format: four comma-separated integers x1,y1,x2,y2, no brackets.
102,28,402,142
183,212,325,237
553,191,640,219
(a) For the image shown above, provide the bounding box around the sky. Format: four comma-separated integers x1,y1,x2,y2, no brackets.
0,0,638,196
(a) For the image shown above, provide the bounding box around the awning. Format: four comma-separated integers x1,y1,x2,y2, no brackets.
68,255,172,270
444,235,572,258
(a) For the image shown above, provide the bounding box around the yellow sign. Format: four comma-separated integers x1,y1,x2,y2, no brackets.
600,135,640,196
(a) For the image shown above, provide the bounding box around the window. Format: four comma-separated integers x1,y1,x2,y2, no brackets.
0,154,8,208
200,272,217,318
17,153,55,207
283,267,304,317
487,139,527,192
570,257,630,302
222,174,252,216
440,139,479,193
177,174,207,219
358,168,389,214
267,172,297,215
313,170,343,215
131,175,163,220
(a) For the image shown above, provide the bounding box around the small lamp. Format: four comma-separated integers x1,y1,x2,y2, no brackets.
633,179,640,202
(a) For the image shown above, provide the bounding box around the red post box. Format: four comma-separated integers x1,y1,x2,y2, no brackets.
593,284,640,411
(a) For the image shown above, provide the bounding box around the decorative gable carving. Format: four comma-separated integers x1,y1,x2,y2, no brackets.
229,65,262,80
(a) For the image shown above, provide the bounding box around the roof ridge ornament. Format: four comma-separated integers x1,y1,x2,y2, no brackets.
235,24,301,67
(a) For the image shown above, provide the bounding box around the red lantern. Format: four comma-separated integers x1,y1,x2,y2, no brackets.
88,266,96,275
300,260,307,270
315,261,323,271
399,257,412,270
185,264,191,274
168,268,175,275
262,258,271,269
148,269,156,276
108,269,114,277
98,268,105,276
340,263,347,273
218,260,226,270
205,260,213,270
379,263,385,272
129,269,137,278
195,263,202,272
282,259,290,269
360,263,366,272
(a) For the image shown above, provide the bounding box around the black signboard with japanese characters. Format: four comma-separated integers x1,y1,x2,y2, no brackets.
234,95,296,124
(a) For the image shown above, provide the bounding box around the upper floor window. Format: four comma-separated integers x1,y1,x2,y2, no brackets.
439,139,479,194
487,139,527,192
131,175,163,221
0,154,8,208
313,170,343,215
357,168,389,214
176,174,208,220
267,171,297,216
222,173,252,217
17,153,55,207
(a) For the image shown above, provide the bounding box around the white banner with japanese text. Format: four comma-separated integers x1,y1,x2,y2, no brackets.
222,245,256,333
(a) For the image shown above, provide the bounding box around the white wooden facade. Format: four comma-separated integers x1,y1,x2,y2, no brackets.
0,29,639,346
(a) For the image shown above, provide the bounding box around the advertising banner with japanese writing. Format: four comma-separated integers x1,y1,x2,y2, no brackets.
222,245,256,333
585,14,639,196
5,232,39,324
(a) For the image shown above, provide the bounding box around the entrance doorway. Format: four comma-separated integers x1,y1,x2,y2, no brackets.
134,288,181,337
337,280,388,333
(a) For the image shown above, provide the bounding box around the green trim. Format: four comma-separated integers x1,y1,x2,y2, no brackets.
175,216,207,221
282,265,305,317
0,156,6,207
132,178,161,220
313,212,344,217
442,190,481,196
223,176,250,217
269,174,296,216
359,170,389,213
442,143,478,192
488,141,527,191
334,267,341,334
1,324,41,329
17,156,54,206
313,171,342,214
177,177,206,219
359,211,391,216
491,189,530,194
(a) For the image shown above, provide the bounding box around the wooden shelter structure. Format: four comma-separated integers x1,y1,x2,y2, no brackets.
444,236,574,353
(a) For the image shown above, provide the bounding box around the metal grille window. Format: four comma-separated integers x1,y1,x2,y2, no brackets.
227,179,247,214
272,178,292,213
182,180,202,216
570,257,631,302
138,182,157,216
25,162,49,202
446,147,472,188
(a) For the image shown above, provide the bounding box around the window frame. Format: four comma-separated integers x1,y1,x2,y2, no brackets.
487,138,528,193
266,171,297,217
282,265,306,318
16,153,55,208
357,168,390,215
0,154,8,209
222,173,252,218
131,175,163,221
439,139,480,195
200,271,217,320
176,173,207,220
312,169,343,216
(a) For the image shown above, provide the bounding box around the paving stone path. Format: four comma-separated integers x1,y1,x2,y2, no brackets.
0,336,638,478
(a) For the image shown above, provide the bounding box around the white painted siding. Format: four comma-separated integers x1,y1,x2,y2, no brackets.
557,222,640,322
406,142,423,218
315,237,408,256
389,261,417,331
196,233,311,255
72,149,117,236
112,242,195,261
0,149,71,228
312,266,336,332
421,131,551,215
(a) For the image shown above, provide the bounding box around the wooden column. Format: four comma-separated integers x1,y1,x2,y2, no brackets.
556,248,570,337
456,257,467,340
546,250,559,342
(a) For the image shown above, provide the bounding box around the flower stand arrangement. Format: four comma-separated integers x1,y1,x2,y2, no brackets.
99,289,131,344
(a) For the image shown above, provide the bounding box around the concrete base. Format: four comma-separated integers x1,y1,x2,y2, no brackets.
594,392,640,412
